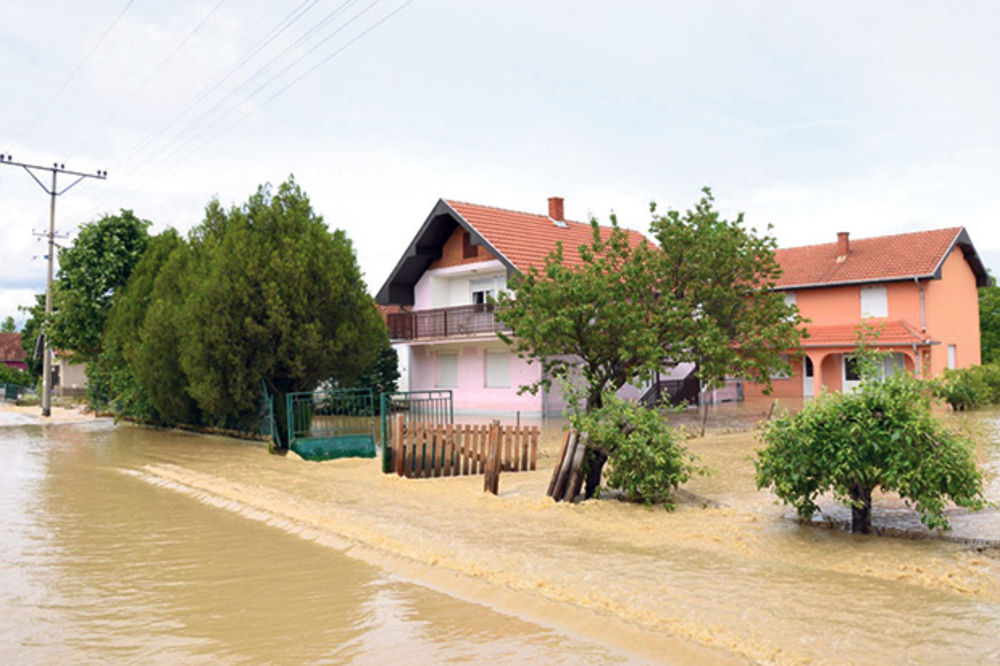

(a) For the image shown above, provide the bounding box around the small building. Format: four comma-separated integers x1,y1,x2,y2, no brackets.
377,197,649,417
53,350,88,398
746,227,988,400
0,332,27,371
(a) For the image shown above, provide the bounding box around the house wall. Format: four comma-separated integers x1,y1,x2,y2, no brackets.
413,260,507,309
408,341,544,416
924,248,981,374
428,225,497,269
791,281,922,326
57,360,87,397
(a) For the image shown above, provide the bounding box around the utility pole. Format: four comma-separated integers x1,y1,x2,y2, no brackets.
0,154,107,417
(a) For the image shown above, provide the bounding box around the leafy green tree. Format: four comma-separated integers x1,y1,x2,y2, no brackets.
980,278,1000,364
177,177,386,432
89,230,192,421
0,364,33,387
1,316,15,333
755,347,985,534
50,209,151,361
496,188,801,496
17,294,45,378
569,393,702,508
350,343,400,396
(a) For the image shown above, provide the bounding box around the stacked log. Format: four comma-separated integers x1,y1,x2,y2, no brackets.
547,429,587,502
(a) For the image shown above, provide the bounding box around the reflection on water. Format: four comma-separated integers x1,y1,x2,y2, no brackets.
4,403,1000,664
0,422,643,665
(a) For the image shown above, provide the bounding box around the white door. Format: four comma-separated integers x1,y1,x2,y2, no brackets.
843,355,862,393
803,356,815,398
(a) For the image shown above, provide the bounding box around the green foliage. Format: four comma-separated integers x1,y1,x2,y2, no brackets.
496,188,801,409
50,209,151,361
1,316,15,333
88,230,189,421
980,279,1000,364
495,188,801,493
175,177,385,430
17,294,45,378
569,394,701,508
647,188,803,391
755,367,985,533
97,176,385,434
350,343,400,396
933,364,1000,411
0,364,33,387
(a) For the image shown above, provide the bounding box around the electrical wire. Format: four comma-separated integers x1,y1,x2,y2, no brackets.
68,0,229,162
5,0,136,154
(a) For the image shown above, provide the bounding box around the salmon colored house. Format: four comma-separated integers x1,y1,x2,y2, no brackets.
746,227,989,400
376,197,649,417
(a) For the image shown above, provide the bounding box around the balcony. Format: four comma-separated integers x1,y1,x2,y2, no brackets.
387,304,510,341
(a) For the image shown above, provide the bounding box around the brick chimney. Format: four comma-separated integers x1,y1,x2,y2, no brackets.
837,232,850,261
548,196,564,222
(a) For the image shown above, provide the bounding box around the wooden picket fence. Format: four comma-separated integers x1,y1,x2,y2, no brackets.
391,415,538,479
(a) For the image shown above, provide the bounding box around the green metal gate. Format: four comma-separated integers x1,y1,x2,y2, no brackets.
285,388,377,461
379,390,454,473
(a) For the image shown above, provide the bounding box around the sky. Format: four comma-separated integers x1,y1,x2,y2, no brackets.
2,1,1000,326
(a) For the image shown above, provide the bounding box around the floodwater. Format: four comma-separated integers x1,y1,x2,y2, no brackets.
3,403,1000,665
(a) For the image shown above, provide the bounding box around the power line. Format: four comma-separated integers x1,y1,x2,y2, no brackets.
105,0,326,175
89,0,414,217
88,0,386,210
113,0,377,184
0,154,107,418
5,0,136,154
68,0,230,162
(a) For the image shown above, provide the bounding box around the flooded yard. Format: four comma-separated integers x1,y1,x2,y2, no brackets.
3,401,1000,664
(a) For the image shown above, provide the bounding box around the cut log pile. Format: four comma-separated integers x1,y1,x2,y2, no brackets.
547,429,588,503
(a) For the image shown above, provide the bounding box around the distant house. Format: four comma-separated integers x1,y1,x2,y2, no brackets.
746,227,988,400
376,197,649,417
0,333,27,371
53,350,88,398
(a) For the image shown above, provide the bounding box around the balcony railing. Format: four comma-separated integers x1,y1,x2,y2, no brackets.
387,304,510,341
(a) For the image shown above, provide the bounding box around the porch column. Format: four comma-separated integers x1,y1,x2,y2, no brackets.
810,352,826,398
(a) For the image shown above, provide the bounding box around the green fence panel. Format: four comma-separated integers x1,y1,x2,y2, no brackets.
285,388,376,461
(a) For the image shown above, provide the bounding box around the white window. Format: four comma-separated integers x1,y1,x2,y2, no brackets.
860,285,888,318
783,291,797,307
471,277,496,305
485,351,510,388
770,353,791,380
948,344,957,369
436,352,458,388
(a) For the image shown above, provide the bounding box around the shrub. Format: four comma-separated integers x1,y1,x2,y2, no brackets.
569,394,702,508
933,364,1000,410
0,365,34,387
756,369,984,533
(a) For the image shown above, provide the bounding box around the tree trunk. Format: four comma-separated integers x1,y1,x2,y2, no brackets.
583,448,607,499
849,484,872,534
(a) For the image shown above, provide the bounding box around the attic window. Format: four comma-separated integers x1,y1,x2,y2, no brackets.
462,231,478,259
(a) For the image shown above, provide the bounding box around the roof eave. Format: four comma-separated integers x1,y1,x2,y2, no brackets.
375,199,520,306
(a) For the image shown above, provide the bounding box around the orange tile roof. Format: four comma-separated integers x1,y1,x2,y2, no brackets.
802,320,929,347
775,227,963,288
445,200,651,272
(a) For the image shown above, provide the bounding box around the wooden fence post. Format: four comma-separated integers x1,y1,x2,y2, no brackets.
483,419,501,495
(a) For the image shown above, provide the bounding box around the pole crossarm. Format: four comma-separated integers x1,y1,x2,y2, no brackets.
0,153,107,417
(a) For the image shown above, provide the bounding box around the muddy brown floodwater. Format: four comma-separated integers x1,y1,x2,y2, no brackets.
3,401,1000,664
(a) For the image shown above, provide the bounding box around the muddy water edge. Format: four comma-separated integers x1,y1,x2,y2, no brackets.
3,405,1000,664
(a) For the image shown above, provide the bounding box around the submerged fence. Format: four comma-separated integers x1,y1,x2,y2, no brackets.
285,388,377,461
380,390,454,473
390,416,538,479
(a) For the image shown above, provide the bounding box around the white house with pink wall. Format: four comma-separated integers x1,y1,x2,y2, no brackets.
377,197,653,417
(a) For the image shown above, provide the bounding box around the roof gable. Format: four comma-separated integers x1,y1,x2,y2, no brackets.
376,198,651,305
776,227,988,289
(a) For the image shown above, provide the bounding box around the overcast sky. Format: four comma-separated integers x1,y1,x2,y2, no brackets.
2,1,999,325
